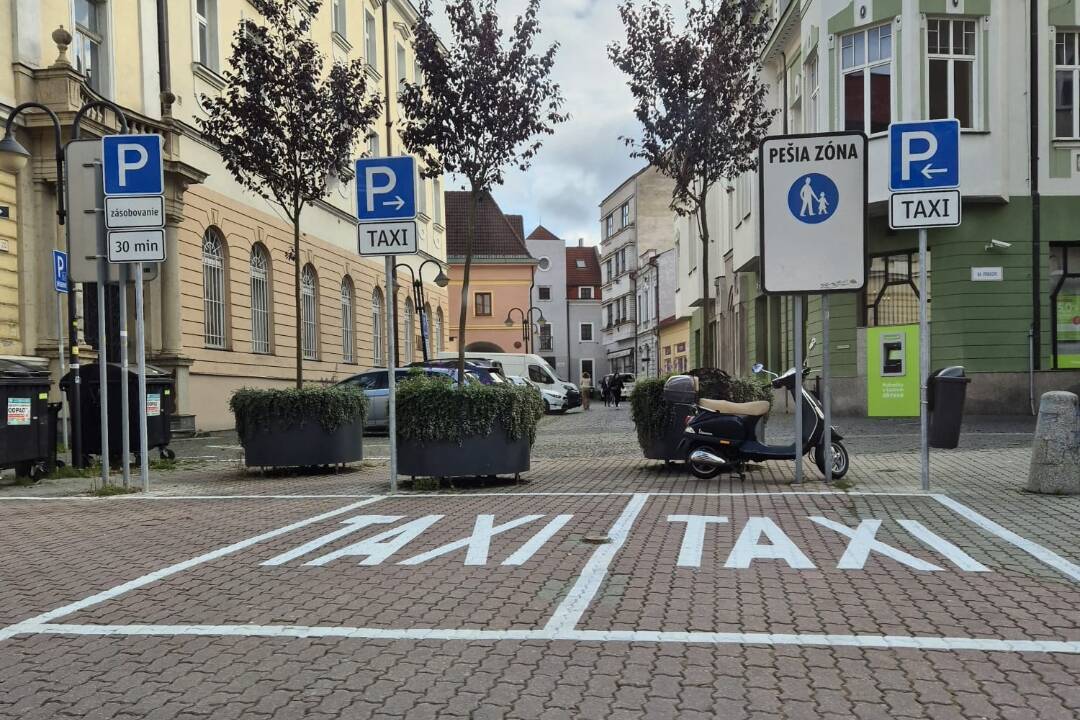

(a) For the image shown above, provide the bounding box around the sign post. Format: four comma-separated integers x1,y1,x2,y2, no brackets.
888,119,961,491
759,132,868,484
355,155,419,495
103,133,165,492
53,250,70,459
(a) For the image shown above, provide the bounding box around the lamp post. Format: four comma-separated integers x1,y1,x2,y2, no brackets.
416,259,449,360
393,263,420,363
1,96,130,469
504,306,545,354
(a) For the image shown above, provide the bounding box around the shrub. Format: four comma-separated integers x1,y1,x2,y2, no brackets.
396,374,545,446
229,386,368,444
629,369,773,452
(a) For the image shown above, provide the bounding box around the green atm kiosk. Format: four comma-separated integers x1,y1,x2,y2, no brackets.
867,325,920,416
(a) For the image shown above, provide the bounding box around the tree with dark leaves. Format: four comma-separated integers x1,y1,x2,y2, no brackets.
200,0,382,387
399,0,568,384
609,0,775,369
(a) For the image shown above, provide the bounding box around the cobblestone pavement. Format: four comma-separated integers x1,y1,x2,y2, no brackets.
2,407,1079,718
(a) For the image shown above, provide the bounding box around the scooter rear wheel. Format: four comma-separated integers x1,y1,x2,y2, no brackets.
687,444,724,480
814,440,850,479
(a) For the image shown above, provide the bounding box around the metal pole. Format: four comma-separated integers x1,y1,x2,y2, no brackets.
135,263,149,492
385,256,398,494
919,228,930,491
64,155,83,468
118,264,131,487
94,155,109,486
56,290,69,460
822,294,832,483
794,294,804,485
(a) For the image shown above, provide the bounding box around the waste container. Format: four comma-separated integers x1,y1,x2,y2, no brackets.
928,366,970,449
0,358,55,480
60,363,176,463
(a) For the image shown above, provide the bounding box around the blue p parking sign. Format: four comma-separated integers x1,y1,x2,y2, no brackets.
102,135,165,196
53,250,68,293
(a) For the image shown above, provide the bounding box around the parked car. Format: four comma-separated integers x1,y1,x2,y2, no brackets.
435,351,579,399
407,359,506,385
506,374,578,414
336,368,474,431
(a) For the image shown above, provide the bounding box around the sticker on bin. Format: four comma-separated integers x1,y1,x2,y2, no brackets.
146,393,161,417
7,398,31,426
37,393,48,400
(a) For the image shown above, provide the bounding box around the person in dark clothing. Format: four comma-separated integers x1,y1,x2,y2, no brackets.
600,376,611,407
611,375,625,408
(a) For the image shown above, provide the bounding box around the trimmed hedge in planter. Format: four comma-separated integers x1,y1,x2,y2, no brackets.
230,386,368,467
630,369,773,461
396,374,545,478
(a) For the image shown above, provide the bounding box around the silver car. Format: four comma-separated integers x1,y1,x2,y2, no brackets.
337,368,472,431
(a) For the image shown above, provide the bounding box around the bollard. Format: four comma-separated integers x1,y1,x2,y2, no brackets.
1026,391,1080,495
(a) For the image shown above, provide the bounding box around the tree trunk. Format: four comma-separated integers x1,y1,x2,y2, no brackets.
292,208,304,389
456,189,479,386
698,192,714,369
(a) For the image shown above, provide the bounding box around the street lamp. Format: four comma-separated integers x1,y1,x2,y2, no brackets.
416,259,448,359
1,96,130,468
504,306,546,353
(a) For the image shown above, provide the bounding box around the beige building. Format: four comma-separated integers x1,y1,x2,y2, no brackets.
1,0,447,431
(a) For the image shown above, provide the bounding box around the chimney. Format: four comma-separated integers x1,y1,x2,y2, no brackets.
578,238,584,247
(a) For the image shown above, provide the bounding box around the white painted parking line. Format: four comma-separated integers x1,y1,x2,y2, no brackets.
545,493,650,633
896,518,991,572
933,494,1080,583
0,497,384,641
25,623,1080,654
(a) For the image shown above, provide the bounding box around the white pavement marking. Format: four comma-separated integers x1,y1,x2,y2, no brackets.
502,515,574,566
25,623,1080,654
667,515,729,567
896,518,991,572
0,491,937,501
261,516,403,566
808,517,942,571
544,493,650,633
725,517,816,569
305,515,443,566
933,494,1080,583
0,497,384,642
399,514,543,566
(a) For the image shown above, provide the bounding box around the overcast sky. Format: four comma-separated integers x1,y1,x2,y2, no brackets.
431,0,645,247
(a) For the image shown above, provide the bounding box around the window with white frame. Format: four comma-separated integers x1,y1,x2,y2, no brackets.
341,277,355,363
423,303,432,356
804,53,819,133
579,323,594,342
416,168,427,216
368,133,380,157
1056,31,1080,138
250,244,271,354
301,264,319,360
74,0,108,92
435,306,444,352
365,11,377,69
620,202,630,227
331,0,346,39
397,44,407,87
605,214,614,238
433,178,443,223
788,62,802,133
194,0,218,70
372,287,385,365
403,297,415,360
202,229,227,349
841,23,892,134
737,172,752,220
927,18,976,129
580,286,593,299
538,286,551,301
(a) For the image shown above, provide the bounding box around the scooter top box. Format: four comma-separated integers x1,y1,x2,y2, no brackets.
663,375,698,405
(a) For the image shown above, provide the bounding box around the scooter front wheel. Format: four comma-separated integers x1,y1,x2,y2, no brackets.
687,444,725,480
814,440,850,479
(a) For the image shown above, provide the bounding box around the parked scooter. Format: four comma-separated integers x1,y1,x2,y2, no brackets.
668,340,849,480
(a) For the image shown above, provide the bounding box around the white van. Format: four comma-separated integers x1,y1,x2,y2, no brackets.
436,352,581,411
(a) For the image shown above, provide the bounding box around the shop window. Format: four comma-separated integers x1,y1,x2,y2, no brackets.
1050,244,1080,369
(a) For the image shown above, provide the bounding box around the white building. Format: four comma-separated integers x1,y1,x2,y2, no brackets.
634,248,677,378
526,225,569,375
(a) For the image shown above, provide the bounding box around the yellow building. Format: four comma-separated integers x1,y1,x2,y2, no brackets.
658,316,691,375
0,0,447,430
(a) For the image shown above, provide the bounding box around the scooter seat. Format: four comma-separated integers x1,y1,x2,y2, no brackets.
699,398,771,417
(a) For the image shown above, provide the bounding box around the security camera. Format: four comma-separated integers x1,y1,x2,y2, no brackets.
985,239,1011,250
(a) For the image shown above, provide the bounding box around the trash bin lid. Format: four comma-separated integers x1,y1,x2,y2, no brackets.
82,362,173,380
0,358,50,379
935,366,966,378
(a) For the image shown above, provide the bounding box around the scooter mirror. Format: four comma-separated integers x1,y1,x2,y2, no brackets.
808,337,817,352
751,363,764,374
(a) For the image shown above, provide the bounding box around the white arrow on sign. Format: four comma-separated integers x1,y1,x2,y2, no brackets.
382,195,405,210
920,165,948,180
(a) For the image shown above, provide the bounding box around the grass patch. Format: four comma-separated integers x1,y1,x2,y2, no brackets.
92,484,141,497
47,464,102,480
149,457,178,472
831,477,856,491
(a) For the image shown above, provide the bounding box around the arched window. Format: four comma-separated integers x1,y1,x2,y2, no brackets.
341,276,355,363
423,302,433,356
301,264,319,360
371,287,384,366
249,244,271,354
202,228,228,349
403,297,415,361
435,307,444,353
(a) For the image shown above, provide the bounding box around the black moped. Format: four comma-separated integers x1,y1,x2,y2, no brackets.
668,344,849,480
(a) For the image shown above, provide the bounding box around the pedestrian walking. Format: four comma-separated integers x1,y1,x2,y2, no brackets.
600,376,611,407
580,372,592,411
611,375,625,408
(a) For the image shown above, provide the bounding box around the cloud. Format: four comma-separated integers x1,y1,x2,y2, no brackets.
429,0,645,246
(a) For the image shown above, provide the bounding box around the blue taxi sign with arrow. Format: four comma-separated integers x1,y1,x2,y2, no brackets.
355,156,417,222
888,119,960,191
